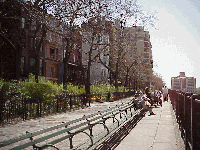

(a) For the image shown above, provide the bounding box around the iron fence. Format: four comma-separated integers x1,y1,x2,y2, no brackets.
168,89,200,150
0,91,135,125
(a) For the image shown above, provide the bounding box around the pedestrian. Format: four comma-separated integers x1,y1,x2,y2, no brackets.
157,91,162,107
145,87,153,106
141,95,156,116
132,91,140,110
162,86,168,102
153,90,159,105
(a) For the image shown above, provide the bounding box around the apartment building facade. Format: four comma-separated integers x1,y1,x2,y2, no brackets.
0,1,82,84
44,25,64,83
123,26,153,88
81,17,110,85
20,12,64,83
171,72,196,93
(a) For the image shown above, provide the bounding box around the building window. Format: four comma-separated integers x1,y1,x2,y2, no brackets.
55,34,57,42
49,33,52,41
40,59,43,76
50,48,55,59
30,57,35,66
31,20,36,30
22,18,25,28
73,54,76,63
30,38,35,50
49,66,55,77
64,50,66,58
30,38,33,48
21,56,25,74
102,68,104,77
40,45,43,52
56,48,58,60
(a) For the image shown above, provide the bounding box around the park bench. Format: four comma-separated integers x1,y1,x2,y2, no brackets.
0,97,145,150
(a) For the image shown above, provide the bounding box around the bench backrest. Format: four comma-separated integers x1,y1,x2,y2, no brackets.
0,101,135,149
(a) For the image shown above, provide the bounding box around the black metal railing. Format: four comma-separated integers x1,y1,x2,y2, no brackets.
0,91,135,125
168,89,200,150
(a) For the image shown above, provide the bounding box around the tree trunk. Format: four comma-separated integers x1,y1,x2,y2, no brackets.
63,56,67,89
124,67,129,88
35,54,40,83
86,49,92,106
63,38,70,89
34,24,47,83
86,66,90,106
15,47,21,81
115,62,118,92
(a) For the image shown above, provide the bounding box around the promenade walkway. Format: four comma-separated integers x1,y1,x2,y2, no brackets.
115,99,185,150
0,97,185,150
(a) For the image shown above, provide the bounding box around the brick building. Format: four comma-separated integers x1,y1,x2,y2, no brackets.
171,72,196,94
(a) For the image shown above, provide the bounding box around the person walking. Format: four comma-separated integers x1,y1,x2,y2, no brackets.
162,86,168,102
157,91,162,106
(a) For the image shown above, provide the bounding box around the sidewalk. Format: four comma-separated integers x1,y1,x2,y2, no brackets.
115,99,185,150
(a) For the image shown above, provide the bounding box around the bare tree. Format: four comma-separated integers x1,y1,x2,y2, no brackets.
152,72,165,91
82,17,110,102
96,0,157,91
52,0,107,88
0,0,26,80
49,0,110,104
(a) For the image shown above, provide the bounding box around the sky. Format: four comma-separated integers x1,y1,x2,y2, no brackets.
134,0,200,88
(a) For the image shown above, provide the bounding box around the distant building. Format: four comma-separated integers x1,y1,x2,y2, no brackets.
171,72,196,93
81,17,110,85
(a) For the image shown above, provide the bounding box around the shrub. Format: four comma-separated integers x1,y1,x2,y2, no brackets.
0,74,130,102
65,83,85,95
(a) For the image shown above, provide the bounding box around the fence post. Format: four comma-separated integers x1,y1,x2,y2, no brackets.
191,95,194,150
25,98,27,120
39,98,42,117
0,90,3,123
191,94,199,150
177,93,179,123
193,98,200,149
37,98,40,118
107,92,110,101
56,95,59,113
70,95,72,110
185,94,190,149
184,93,187,149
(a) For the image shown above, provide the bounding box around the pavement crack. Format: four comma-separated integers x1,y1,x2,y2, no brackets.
151,108,162,149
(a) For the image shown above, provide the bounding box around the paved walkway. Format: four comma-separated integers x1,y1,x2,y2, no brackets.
115,99,185,150
0,97,185,150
